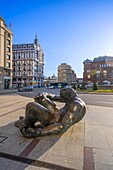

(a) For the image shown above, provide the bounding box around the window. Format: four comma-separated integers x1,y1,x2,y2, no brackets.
18,78,21,81
103,70,107,78
18,62,20,66
87,75,91,79
7,33,10,38
96,74,100,78
7,39,10,45
6,71,10,76
7,47,10,52
63,70,66,73
23,67,26,71
18,67,21,71
96,71,100,74
6,54,10,60
6,62,10,68
103,70,107,74
13,78,16,81
87,70,90,73
13,54,15,59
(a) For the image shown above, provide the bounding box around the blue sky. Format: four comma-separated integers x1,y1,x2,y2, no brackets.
1,0,113,78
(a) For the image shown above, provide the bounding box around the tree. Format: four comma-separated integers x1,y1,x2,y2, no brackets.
80,82,86,90
72,84,76,89
77,83,80,88
92,82,98,90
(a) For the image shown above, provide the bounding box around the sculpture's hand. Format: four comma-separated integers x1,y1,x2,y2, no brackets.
19,127,42,138
15,116,25,128
46,93,55,100
46,93,63,102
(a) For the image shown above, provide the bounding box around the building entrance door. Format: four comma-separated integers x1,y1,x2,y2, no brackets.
4,79,10,89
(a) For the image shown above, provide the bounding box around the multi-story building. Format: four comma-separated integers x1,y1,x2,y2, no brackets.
58,63,77,84
0,17,13,89
83,56,113,84
12,35,44,88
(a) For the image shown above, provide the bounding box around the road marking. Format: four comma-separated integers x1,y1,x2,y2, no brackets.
96,101,113,104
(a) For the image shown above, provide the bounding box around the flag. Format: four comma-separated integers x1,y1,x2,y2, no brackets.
9,22,12,28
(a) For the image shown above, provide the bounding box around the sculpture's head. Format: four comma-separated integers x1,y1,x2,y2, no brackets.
34,93,45,102
60,87,77,102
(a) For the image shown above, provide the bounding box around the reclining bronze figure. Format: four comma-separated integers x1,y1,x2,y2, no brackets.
15,88,86,138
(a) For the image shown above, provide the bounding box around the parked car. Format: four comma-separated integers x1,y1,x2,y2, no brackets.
66,85,72,88
18,86,34,92
48,85,55,89
33,85,38,88
102,80,110,86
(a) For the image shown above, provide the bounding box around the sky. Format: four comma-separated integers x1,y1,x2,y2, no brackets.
1,0,113,78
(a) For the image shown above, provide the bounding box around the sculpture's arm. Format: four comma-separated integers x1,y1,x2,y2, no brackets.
20,123,66,138
46,93,65,102
38,114,80,136
34,93,64,103
37,123,65,136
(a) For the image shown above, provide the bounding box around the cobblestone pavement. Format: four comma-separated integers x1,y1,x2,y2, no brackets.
0,93,113,170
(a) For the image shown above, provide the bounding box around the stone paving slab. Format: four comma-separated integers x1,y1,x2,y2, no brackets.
0,94,113,169
85,105,113,170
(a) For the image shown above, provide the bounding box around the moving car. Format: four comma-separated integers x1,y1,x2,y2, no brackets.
18,86,34,92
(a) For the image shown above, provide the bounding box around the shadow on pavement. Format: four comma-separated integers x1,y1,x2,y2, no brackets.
0,120,64,170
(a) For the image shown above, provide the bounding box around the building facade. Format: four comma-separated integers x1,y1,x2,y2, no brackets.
12,35,44,88
58,63,77,84
83,56,113,84
0,17,13,89
43,75,58,87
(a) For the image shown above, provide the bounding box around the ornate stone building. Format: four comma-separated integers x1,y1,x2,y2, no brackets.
58,63,77,84
0,17,13,89
83,56,113,84
12,35,44,88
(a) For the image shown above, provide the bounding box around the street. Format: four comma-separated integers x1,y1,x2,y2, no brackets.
17,87,113,108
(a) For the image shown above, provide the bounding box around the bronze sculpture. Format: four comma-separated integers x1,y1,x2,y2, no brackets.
15,88,86,138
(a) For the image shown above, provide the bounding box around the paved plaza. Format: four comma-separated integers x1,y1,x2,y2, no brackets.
0,93,113,170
